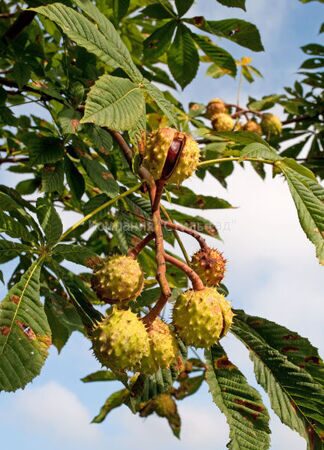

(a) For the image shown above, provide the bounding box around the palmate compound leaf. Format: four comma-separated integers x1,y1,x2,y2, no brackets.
0,260,51,392
81,75,146,131
34,3,141,82
232,311,324,448
205,344,270,450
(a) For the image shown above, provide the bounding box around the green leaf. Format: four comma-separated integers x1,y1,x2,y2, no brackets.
0,240,32,264
34,3,141,82
64,157,85,201
53,244,98,266
81,75,145,131
141,3,174,19
111,219,129,253
0,212,35,243
42,161,64,193
0,187,31,212
248,95,282,111
167,23,199,89
44,291,83,353
213,130,266,145
193,34,237,76
232,311,324,446
24,135,64,165
0,260,51,392
16,179,39,195
113,0,130,23
235,313,324,388
216,0,246,9
175,0,194,15
84,126,113,153
278,162,324,264
205,344,270,450
81,158,119,198
140,392,181,438
143,79,178,127
194,18,264,52
36,199,63,245
173,374,204,400
12,62,31,89
92,389,130,423
241,143,281,161
168,186,233,209
57,109,81,135
81,370,122,383
144,20,177,61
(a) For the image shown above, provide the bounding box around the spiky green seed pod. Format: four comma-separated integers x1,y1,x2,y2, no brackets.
218,295,234,336
243,120,262,135
142,318,178,373
211,113,234,132
172,287,233,348
142,128,200,185
92,255,144,304
190,248,226,287
92,308,150,371
261,113,282,136
206,98,227,118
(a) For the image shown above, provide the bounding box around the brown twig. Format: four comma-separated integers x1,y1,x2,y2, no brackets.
2,11,35,43
142,293,169,326
142,180,171,326
282,114,322,125
128,232,155,258
0,12,17,19
0,156,28,165
108,131,171,323
164,253,204,291
108,130,154,186
0,77,68,105
161,220,208,250
225,103,263,118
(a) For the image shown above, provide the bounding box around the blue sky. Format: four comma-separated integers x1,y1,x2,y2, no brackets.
0,1,323,449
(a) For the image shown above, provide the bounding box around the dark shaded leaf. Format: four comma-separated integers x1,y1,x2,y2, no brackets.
205,344,270,450
167,24,199,88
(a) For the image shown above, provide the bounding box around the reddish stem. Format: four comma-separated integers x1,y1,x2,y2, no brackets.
161,220,208,250
164,253,204,291
128,233,155,259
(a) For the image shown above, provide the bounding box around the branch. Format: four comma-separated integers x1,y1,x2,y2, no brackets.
164,253,204,291
143,180,171,327
0,156,28,165
282,114,322,125
0,77,67,104
161,219,208,251
128,232,155,258
151,181,170,296
108,130,154,186
225,103,263,118
2,11,35,43
0,12,17,19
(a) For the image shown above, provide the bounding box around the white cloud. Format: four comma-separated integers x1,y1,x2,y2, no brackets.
6,382,104,448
